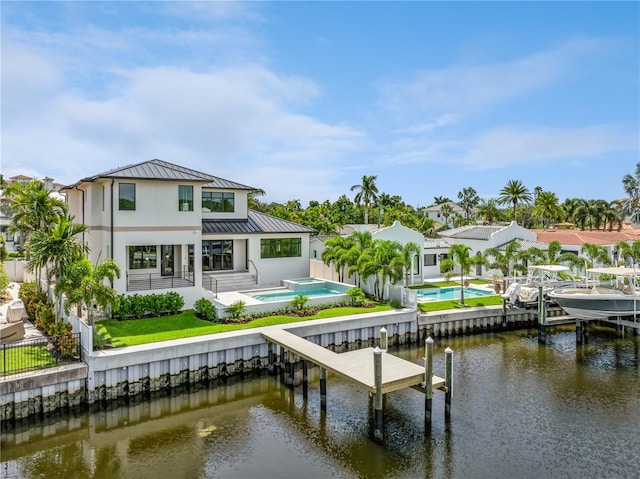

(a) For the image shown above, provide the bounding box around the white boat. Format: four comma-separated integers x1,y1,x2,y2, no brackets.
548,267,640,321
502,264,575,308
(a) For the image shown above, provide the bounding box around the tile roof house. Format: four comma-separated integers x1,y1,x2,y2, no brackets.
62,159,316,307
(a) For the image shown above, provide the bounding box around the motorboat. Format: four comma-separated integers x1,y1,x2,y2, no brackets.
548,267,640,321
502,264,576,308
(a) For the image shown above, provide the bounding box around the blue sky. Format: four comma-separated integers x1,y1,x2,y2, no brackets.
2,1,638,207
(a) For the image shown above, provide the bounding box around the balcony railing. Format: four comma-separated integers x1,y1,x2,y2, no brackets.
126,268,195,291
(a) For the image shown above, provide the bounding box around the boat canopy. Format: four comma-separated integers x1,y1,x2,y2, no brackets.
529,265,571,272
587,267,637,276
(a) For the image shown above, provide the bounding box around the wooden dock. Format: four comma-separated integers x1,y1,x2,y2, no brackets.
262,329,445,394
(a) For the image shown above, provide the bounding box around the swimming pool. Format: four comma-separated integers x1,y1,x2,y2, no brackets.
247,287,346,303
416,286,493,302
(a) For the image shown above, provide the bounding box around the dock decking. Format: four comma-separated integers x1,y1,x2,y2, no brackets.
261,329,445,394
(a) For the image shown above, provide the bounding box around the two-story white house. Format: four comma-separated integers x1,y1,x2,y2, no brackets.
63,159,316,308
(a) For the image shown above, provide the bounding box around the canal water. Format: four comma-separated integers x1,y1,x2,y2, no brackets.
2,326,639,479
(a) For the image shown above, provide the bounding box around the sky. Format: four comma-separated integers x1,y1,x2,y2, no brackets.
1,1,639,208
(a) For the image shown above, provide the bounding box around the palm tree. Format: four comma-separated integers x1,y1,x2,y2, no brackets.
457,187,479,222
373,240,403,301
485,241,521,277
477,198,500,225
532,191,562,229
615,240,640,267
56,258,121,326
5,179,66,258
248,188,267,212
574,199,605,231
432,196,451,205
440,203,453,229
621,162,640,223
351,175,379,225
321,236,353,282
497,179,532,221
602,201,623,231
448,244,474,305
580,243,612,269
345,231,373,287
399,241,422,287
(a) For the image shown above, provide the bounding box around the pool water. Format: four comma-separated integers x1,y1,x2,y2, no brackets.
248,287,345,302
417,286,492,302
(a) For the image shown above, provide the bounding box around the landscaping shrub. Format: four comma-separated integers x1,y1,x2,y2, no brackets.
112,291,185,320
346,287,365,306
18,282,48,319
166,291,185,315
194,298,217,322
225,300,247,321
290,294,309,311
0,262,8,294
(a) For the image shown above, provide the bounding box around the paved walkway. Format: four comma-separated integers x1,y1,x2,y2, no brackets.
1,282,45,341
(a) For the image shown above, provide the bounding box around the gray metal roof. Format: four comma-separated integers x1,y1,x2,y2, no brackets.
495,239,550,251
438,225,503,240
202,210,316,235
66,159,254,190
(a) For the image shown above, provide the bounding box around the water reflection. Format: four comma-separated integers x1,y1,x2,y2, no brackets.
2,329,639,479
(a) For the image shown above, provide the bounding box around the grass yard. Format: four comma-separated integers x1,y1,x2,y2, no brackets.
418,295,504,312
409,279,488,289
96,305,393,347
0,344,56,376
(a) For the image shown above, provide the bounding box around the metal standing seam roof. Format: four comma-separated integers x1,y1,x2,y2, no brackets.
64,159,255,190
438,225,503,240
202,210,317,235
495,239,552,251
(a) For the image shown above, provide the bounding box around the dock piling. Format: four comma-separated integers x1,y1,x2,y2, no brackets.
380,327,388,351
424,337,434,434
320,368,327,411
444,347,453,420
537,287,547,345
373,347,383,441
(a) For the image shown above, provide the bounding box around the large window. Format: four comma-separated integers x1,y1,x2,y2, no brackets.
129,246,157,269
178,185,194,211
202,240,233,270
424,254,437,267
202,191,234,212
261,238,301,259
119,183,136,211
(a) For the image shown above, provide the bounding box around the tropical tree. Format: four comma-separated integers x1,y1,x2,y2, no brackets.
248,188,267,212
399,241,422,287
580,243,612,269
440,203,453,229
621,162,640,223
574,199,605,231
55,258,121,326
372,240,403,301
448,244,475,305
485,241,522,277
532,191,562,229
602,201,623,231
457,187,479,221
351,175,379,225
345,231,373,287
432,196,451,205
5,179,66,255
498,179,532,221
477,198,501,225
321,236,353,282
615,240,640,267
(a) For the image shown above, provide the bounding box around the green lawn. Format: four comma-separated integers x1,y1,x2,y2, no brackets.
96,305,393,347
0,345,56,376
418,295,504,312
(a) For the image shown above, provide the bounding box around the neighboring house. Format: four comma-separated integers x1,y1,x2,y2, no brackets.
533,229,640,266
62,159,316,308
438,221,537,277
422,201,469,225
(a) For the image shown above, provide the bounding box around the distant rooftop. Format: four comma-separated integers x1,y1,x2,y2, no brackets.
438,225,503,240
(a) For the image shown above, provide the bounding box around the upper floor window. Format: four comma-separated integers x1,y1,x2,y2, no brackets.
202,191,234,213
179,185,194,211
119,183,136,211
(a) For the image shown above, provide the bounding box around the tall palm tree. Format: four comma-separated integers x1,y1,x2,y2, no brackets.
477,198,500,225
351,175,379,225
498,179,532,221
399,241,422,287
345,231,373,287
448,244,474,305
574,199,605,231
6,179,66,257
248,188,267,211
373,240,403,301
440,203,453,229
485,241,521,277
457,187,479,222
532,191,562,229
621,162,640,223
432,196,451,205
321,236,353,282
56,258,121,326
602,201,623,231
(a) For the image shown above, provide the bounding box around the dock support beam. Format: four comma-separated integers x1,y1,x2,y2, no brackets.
537,287,547,345
373,347,383,442
424,337,434,434
267,343,275,375
576,319,583,345
380,327,388,351
302,360,308,398
320,368,327,411
444,347,453,420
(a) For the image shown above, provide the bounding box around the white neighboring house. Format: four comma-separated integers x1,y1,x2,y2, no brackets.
437,221,537,277
422,201,468,226
63,159,316,308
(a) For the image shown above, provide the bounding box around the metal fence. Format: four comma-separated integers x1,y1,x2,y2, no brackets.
127,268,195,291
1,332,82,377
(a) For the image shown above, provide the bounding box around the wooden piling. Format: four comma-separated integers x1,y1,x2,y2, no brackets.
380,327,388,351
576,318,583,345
444,347,453,420
268,343,275,375
302,360,308,398
538,286,546,345
373,347,383,441
424,337,434,434
320,368,327,411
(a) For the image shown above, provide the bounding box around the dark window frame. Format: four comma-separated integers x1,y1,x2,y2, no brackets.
260,238,302,259
202,191,235,213
178,185,194,211
119,183,136,211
